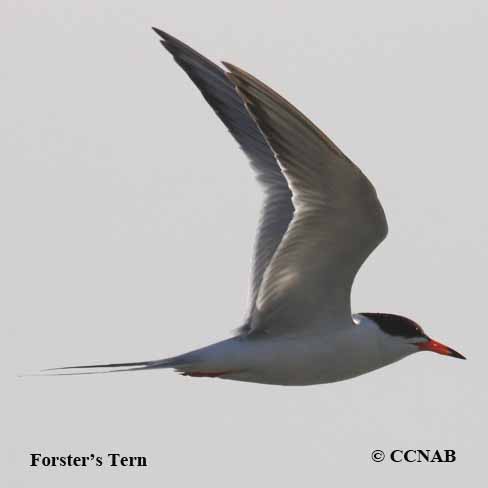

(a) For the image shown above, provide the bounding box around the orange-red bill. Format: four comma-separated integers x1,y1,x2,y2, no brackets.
417,339,466,359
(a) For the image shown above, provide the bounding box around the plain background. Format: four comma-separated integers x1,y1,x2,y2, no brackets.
3,1,487,486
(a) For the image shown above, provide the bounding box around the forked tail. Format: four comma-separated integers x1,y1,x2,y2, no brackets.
32,356,189,377
27,338,239,378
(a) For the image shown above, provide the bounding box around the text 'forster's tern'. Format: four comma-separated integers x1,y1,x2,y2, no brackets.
44,28,465,385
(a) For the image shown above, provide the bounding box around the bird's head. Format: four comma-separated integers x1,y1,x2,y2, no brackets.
362,313,466,360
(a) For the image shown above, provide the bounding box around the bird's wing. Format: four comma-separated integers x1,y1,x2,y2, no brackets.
224,63,388,336
152,29,294,331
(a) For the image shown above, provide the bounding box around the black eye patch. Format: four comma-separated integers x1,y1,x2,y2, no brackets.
360,313,425,339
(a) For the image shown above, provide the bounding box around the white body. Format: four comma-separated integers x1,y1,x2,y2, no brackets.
165,316,414,386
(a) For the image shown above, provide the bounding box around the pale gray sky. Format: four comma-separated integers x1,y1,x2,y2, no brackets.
3,1,487,486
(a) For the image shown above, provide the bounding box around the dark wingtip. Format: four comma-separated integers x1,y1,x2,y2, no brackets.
152,27,168,39
221,62,244,86
222,61,245,77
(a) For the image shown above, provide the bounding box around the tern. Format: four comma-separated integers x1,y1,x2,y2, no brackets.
46,28,465,385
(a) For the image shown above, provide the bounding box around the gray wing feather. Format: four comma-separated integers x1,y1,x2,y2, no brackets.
224,63,388,336
152,29,294,331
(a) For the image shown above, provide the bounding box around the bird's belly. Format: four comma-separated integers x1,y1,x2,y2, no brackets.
221,334,382,386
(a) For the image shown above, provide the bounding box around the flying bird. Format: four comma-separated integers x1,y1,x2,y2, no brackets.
45,28,465,385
